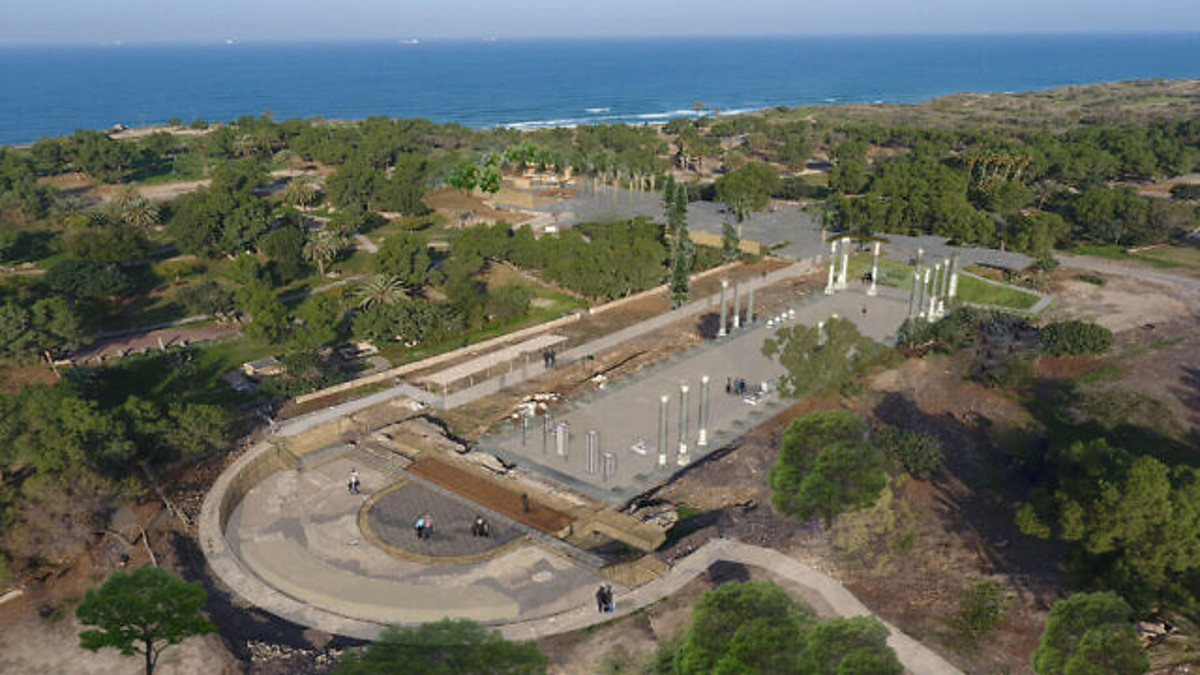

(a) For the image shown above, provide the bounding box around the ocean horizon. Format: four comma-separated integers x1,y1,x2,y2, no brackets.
2,33,1200,145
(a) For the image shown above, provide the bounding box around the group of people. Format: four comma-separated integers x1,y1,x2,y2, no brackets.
413,512,435,540
725,376,750,396
594,584,616,613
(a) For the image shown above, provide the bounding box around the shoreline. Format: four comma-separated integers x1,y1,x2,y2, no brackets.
6,76,1200,148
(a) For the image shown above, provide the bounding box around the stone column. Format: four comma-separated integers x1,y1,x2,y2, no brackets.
918,268,931,318
677,382,690,465
697,375,710,447
732,281,741,330
948,255,960,300
938,258,952,315
867,241,880,296
908,269,920,317
585,431,599,474
926,263,941,320
837,239,850,289
825,240,837,295
718,278,729,337
746,278,755,325
657,394,670,467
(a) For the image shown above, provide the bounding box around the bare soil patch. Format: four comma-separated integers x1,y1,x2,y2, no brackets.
424,187,533,226
1044,267,1191,332
408,457,573,533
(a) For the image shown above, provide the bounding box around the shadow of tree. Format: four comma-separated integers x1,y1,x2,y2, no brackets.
871,391,1068,585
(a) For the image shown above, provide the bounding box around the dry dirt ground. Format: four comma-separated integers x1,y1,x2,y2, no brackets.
1044,267,1193,332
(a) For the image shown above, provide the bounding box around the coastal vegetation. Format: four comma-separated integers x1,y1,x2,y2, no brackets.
0,77,1198,672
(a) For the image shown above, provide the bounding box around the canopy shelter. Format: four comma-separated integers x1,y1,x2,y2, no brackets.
421,334,568,388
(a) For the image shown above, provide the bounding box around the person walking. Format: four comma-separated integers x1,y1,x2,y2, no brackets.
595,585,608,613
422,512,434,540
414,513,426,539
604,584,615,613
348,468,360,495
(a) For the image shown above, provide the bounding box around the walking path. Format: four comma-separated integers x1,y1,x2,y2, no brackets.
502,537,960,674
1059,253,1200,293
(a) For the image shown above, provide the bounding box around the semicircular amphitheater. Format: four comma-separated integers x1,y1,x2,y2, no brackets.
199,254,985,672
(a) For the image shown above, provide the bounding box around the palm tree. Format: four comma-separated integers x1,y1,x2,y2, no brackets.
303,229,345,278
122,196,161,230
283,177,321,207
355,274,408,308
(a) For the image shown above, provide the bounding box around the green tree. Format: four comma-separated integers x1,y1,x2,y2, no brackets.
714,162,780,223
673,581,816,674
828,139,869,195
304,228,346,278
769,410,887,528
799,616,903,675
1032,592,1147,675
258,223,308,284
236,281,289,343
447,162,480,196
165,403,232,458
76,566,215,675
762,317,891,399
663,176,693,306
355,274,409,308
334,619,546,674
292,293,344,349
327,159,382,212
374,232,432,287
44,258,134,300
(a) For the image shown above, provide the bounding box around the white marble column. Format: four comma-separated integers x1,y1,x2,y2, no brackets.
867,241,880,296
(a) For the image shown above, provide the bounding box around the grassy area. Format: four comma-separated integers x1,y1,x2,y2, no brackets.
88,336,272,407
955,274,1040,310
845,254,1041,310
846,254,914,289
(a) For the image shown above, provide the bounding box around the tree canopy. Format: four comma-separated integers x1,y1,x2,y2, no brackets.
1032,592,1147,675
334,619,546,675
76,566,215,675
769,410,888,528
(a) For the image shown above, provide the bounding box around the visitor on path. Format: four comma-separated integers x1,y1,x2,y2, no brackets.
421,512,434,539
521,493,531,513
348,468,360,495
472,516,491,538
595,585,608,613
414,514,426,539
604,584,615,613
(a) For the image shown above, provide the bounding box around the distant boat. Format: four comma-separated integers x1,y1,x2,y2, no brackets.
400,38,420,45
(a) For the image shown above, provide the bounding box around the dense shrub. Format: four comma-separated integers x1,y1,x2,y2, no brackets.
1039,320,1113,356
873,426,944,479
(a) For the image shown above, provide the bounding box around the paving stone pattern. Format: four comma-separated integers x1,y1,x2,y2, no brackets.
366,483,522,557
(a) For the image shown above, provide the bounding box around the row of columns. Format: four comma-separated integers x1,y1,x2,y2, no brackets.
825,238,882,296
907,249,959,322
717,277,757,338
656,374,712,468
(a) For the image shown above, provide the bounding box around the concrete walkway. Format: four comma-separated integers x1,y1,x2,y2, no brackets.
501,537,961,675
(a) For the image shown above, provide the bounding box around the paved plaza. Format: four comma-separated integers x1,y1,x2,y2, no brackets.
226,455,608,626
515,185,1032,269
478,285,912,503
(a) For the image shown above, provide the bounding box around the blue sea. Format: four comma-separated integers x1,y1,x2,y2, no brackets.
2,34,1200,145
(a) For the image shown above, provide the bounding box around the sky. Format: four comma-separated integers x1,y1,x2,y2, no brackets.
2,0,1199,45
